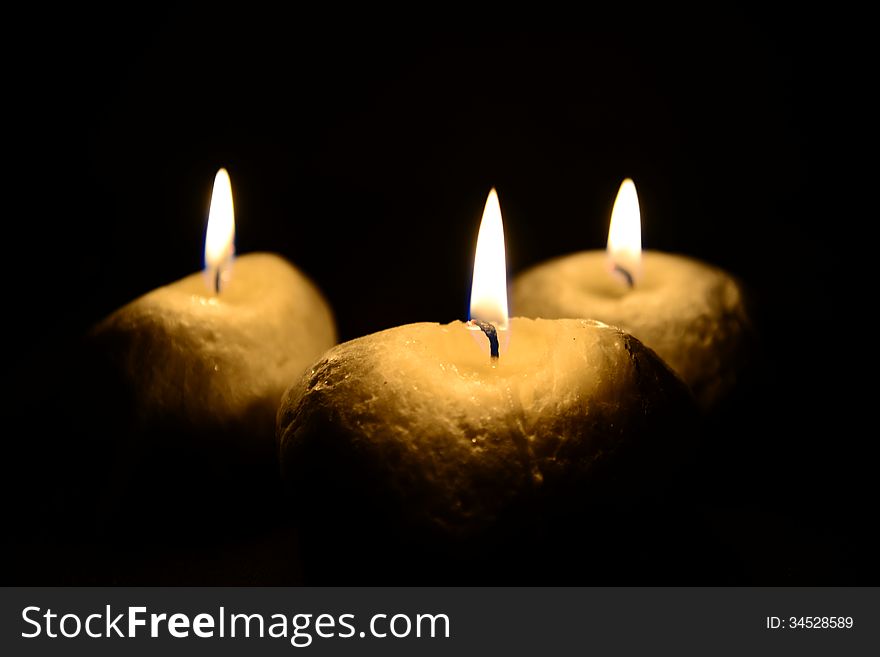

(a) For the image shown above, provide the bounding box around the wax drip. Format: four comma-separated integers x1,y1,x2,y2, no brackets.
468,320,499,359
613,263,634,288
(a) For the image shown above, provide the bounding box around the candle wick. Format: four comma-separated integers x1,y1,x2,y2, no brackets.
468,320,500,359
613,264,635,289
214,267,221,295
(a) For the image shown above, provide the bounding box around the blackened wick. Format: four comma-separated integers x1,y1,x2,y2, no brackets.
469,320,500,359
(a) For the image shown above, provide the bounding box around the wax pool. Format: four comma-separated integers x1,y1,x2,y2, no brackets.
512,250,752,410
277,317,697,581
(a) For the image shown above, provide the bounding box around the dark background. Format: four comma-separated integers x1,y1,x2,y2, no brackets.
2,5,873,584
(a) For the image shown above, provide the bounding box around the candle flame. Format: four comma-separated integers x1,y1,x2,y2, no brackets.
204,168,236,293
606,178,642,287
469,188,509,330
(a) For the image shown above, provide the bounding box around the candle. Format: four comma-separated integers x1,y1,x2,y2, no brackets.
277,189,697,581
86,169,336,528
512,179,752,410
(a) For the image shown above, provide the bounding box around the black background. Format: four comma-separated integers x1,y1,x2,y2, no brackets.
2,4,874,584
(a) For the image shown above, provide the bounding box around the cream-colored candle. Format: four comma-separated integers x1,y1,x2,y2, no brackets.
277,189,696,578
512,179,752,410
88,169,336,497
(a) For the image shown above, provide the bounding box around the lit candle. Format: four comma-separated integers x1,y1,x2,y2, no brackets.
277,189,697,581
512,179,752,410
87,169,336,521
